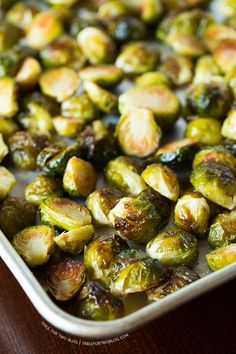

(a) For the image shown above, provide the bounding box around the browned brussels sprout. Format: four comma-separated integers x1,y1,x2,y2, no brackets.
108,16,147,43
79,65,123,88
162,0,210,11
0,77,18,118
208,210,236,249
192,146,236,171
83,81,118,113
214,40,236,73
0,166,16,201
6,2,38,32
135,71,171,88
160,55,193,87
98,1,130,21
37,141,66,171
15,56,41,90
185,118,222,146
203,23,236,52
53,116,84,137
206,244,236,271
193,55,221,85
125,0,164,23
222,109,236,141
61,93,99,123
0,133,8,163
70,9,102,38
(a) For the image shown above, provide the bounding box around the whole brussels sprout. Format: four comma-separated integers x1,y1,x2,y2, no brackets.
193,55,221,85
192,146,236,171
116,108,162,158
15,56,41,90
0,20,22,53
44,258,85,301
108,16,147,43
146,228,199,267
190,162,236,210
83,81,118,113
222,109,236,141
147,266,200,300
70,9,102,38
214,40,236,73
185,118,222,146
40,197,92,230
104,156,146,196
84,234,128,286
24,175,63,205
160,55,193,87
119,85,180,130
77,281,124,321
53,116,84,137
125,0,164,23
61,93,99,122
135,71,171,88
203,23,236,52
206,244,236,271
0,197,37,240
6,2,38,32
0,119,18,140
12,225,55,267
225,67,236,97
79,65,123,88
36,140,66,172
174,191,210,235
0,133,8,163
208,210,236,249
0,166,16,201
98,1,130,21
0,77,18,118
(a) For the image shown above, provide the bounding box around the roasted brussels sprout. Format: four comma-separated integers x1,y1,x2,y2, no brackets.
0,119,18,140
108,16,147,43
160,55,193,87
0,20,21,53
24,176,63,205
222,109,236,141
146,228,198,267
44,259,85,301
98,1,130,21
77,27,116,65
46,0,78,5
84,234,128,286
162,0,210,11
13,225,55,267
116,108,162,158
126,0,164,23
61,93,99,123
214,40,236,73
193,55,221,85
0,133,8,163
185,118,222,146
78,281,124,320
225,67,236,97
190,162,236,210
147,266,200,300
217,0,236,18
104,156,146,196
119,85,180,130
6,2,38,32
0,166,16,201
40,197,92,230
0,77,18,118
135,71,171,88
79,65,123,87
53,116,84,137
0,47,26,78
174,191,210,235
192,146,236,170
115,42,159,75
54,225,94,254
63,156,96,198
70,9,102,37
206,244,236,271
15,56,41,89
142,164,180,201
83,81,118,113
208,210,236,249
203,23,236,52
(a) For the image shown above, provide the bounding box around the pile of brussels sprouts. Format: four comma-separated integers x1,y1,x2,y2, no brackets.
0,0,236,321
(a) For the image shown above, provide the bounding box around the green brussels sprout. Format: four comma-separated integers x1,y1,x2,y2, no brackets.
54,225,94,254
0,166,16,201
1,0,18,12
193,55,222,85
0,20,22,53
162,0,209,11
125,0,164,23
192,146,236,171
78,281,124,320
15,56,41,89
185,118,222,146
222,109,236,141
79,65,123,87
203,23,236,52
53,116,84,137
146,228,199,267
0,77,18,118
6,2,38,32
225,67,236,97
44,259,85,301
39,67,79,102
115,42,159,75
40,35,86,70
186,80,233,119
213,40,236,73
12,225,55,267
108,16,147,43
86,188,121,226
142,163,180,201
135,71,171,88
0,197,37,240
104,156,146,196
70,9,102,38
0,133,8,163
119,85,180,130
208,210,236,249
40,197,92,230
0,47,26,78
9,131,49,170
110,249,168,296
206,244,236,271
63,156,97,198
174,191,210,235
217,0,236,18
77,27,116,65
24,175,63,205
36,141,66,172
98,1,130,21
116,108,162,158
147,266,200,300
84,234,128,286
190,162,236,210
61,93,99,123
83,81,118,113
0,119,18,139
108,189,171,244
26,12,63,50
160,55,193,87
46,0,79,6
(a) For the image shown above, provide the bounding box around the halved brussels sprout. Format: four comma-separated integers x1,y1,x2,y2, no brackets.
160,55,193,87
77,27,116,65
135,71,171,88
44,259,85,301
79,65,123,87
115,42,159,75
126,0,164,23
0,119,18,140
174,191,210,235
0,77,18,118
225,67,236,97
217,0,236,18
0,20,21,52
86,188,121,226
39,67,79,102
98,1,130,21
146,228,198,267
61,93,99,123
116,108,162,158
78,281,124,321
24,175,63,205
193,55,222,85
54,225,94,254
119,85,180,130
40,197,92,230
147,266,200,300
206,244,236,271
83,81,118,113
214,40,236,73
108,16,147,43
142,163,180,201
0,166,16,201
190,162,236,210
222,109,236,141
13,225,55,267
192,146,236,170
70,9,102,37
6,2,37,32
203,23,236,52
110,249,168,296
208,210,236,249
0,133,8,163
15,56,41,89
63,156,97,198
26,12,63,50
84,234,128,286
185,118,222,146
104,156,146,196
53,116,84,137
